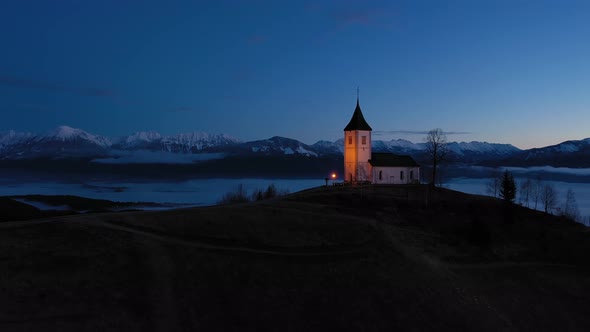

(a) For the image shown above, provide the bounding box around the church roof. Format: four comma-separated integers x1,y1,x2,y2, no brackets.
344,98,372,131
369,153,420,167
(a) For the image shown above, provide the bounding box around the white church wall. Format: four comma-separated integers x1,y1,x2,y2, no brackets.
372,166,420,184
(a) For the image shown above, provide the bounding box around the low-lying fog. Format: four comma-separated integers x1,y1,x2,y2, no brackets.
2,166,589,225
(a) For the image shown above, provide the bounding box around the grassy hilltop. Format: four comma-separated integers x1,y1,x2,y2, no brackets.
1,185,589,331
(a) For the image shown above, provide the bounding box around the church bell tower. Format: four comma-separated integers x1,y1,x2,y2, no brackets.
343,91,372,183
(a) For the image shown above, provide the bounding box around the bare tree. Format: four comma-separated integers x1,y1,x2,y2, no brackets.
218,184,249,204
531,177,543,210
519,178,532,207
425,128,448,187
561,189,581,222
485,168,502,198
541,183,557,214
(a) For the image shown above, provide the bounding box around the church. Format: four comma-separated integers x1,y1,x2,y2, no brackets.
343,96,420,184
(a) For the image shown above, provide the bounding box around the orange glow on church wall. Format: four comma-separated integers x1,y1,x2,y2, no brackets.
343,96,373,183
344,130,372,182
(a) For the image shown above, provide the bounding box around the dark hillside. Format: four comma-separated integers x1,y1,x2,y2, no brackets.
0,185,589,331
0,197,80,222
0,197,44,221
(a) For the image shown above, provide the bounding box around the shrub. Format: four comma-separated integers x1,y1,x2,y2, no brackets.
264,184,277,199
251,188,264,201
218,183,289,205
217,184,250,205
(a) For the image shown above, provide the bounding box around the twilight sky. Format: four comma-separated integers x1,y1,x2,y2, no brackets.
1,0,589,149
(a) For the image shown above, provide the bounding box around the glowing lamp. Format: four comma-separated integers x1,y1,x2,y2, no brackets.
331,173,336,179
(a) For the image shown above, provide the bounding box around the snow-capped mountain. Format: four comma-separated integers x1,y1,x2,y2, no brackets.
113,131,240,153
1,125,587,167
447,141,519,155
311,139,344,155
238,136,318,157
41,125,112,147
373,139,426,153
0,126,112,159
445,141,521,161
0,126,240,160
121,131,162,147
166,132,238,150
490,138,590,167
311,138,520,162
522,138,590,158
0,130,35,151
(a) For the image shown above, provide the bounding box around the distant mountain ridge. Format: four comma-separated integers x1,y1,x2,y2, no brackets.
312,138,521,164
113,130,240,153
488,138,590,168
1,125,588,167
0,126,240,159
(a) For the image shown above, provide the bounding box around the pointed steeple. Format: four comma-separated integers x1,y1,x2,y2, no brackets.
344,89,372,131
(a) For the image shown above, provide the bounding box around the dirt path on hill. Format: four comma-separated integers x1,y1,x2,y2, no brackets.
0,212,190,332
134,235,184,332
447,261,590,270
79,216,187,331
1,212,370,257
0,211,137,228
0,214,82,228
79,218,369,257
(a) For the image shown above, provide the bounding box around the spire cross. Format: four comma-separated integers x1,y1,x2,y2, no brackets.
357,87,359,101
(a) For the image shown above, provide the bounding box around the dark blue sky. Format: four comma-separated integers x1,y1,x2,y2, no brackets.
1,0,589,148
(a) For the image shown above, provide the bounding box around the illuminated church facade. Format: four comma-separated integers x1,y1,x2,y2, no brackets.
343,97,420,184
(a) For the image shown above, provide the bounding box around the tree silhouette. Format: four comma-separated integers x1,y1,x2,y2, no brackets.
485,168,501,198
424,128,448,188
499,170,516,203
531,177,543,210
561,189,581,222
519,178,532,207
541,184,557,214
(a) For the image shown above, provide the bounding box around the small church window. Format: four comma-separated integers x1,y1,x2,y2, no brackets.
400,171,404,180
348,136,352,145
379,170,382,180
410,170,414,180
362,136,366,145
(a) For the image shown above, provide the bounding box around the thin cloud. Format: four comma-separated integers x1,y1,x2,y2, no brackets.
306,1,398,45
230,67,255,81
170,106,195,113
219,94,246,102
82,88,118,97
373,130,472,136
246,34,267,45
334,8,382,26
304,2,322,13
0,75,118,98
15,103,47,112
328,1,397,28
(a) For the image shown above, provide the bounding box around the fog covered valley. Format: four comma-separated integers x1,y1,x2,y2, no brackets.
2,165,589,226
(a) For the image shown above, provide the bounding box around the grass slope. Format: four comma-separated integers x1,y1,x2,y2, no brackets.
0,197,45,221
0,185,589,331
0,195,170,222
